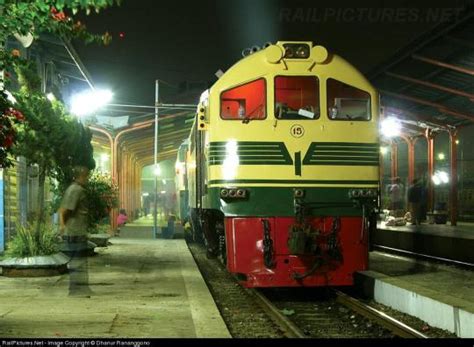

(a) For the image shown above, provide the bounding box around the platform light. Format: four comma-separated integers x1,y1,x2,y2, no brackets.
437,153,445,160
380,117,401,138
71,89,113,116
153,164,161,176
46,93,56,102
142,192,149,197
432,170,449,185
455,140,460,145
380,146,388,155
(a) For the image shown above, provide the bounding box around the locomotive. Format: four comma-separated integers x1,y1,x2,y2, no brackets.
180,41,379,287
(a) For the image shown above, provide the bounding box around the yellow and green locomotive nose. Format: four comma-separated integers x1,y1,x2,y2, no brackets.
184,40,379,287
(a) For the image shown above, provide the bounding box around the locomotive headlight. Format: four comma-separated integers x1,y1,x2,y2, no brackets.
283,43,310,59
351,189,360,198
220,189,229,198
296,45,310,58
228,189,237,198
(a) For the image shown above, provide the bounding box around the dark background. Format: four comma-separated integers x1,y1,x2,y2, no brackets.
74,0,473,106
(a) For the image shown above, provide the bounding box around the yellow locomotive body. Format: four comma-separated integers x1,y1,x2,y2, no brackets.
186,42,379,287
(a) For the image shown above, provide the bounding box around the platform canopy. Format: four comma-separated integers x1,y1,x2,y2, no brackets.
370,10,474,133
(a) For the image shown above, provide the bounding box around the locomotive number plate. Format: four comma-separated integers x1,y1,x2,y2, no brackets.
290,124,305,138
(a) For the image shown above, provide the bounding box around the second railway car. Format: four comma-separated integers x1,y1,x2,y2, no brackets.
184,41,379,287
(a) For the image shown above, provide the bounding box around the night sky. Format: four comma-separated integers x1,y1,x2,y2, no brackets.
74,0,472,106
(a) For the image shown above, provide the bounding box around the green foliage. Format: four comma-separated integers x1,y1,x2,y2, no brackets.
6,223,60,258
85,171,118,232
89,223,111,234
13,61,95,176
13,60,95,230
0,0,121,45
13,62,62,170
50,107,96,191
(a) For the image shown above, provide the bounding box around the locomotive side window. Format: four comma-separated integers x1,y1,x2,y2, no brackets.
220,78,266,120
274,76,320,120
327,79,371,121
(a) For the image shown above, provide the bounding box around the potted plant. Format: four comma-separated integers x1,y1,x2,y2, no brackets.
85,171,119,246
0,223,68,277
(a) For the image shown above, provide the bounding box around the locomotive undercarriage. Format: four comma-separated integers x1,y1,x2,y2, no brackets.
190,202,376,287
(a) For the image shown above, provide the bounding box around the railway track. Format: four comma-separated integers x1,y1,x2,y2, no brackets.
253,288,428,338
189,242,427,338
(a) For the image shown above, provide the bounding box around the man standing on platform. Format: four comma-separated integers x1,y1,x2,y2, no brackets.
59,165,92,297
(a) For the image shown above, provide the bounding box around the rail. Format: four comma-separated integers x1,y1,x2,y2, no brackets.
248,289,306,338
334,290,428,338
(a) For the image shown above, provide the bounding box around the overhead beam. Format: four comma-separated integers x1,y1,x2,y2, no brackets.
385,71,474,99
412,54,474,77
380,90,474,122
368,11,474,79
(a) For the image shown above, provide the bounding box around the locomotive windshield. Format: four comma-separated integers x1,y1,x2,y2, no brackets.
327,79,371,121
220,78,266,120
274,76,320,120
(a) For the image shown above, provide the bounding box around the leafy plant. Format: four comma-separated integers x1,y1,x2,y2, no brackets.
85,171,118,232
12,61,96,231
89,223,111,235
0,1,121,54
6,223,60,258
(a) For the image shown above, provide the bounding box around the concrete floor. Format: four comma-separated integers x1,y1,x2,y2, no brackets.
361,251,474,337
0,238,230,338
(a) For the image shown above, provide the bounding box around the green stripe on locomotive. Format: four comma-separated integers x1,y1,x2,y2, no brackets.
202,185,377,217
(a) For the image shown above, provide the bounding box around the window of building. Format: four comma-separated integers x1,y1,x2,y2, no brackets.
274,76,319,120
327,79,371,121
220,78,266,120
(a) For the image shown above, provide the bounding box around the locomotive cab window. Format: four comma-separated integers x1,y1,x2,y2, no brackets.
220,78,266,120
327,79,371,121
274,76,319,120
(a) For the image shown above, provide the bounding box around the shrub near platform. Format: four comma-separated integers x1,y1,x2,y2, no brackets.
1,224,68,277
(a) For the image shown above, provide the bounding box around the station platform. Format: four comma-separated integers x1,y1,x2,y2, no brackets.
0,238,230,338
356,251,474,337
118,215,184,239
374,221,474,264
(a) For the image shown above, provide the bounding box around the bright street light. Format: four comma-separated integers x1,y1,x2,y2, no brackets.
153,164,161,176
380,117,401,138
71,89,113,116
432,170,449,185
46,93,56,102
